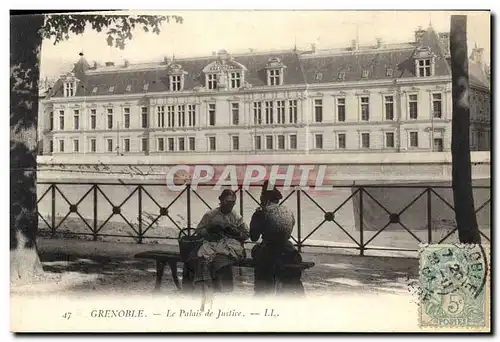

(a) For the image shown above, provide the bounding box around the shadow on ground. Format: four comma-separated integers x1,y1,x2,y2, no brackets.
36,251,419,296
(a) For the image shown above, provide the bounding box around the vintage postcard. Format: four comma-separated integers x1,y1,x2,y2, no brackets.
10,9,491,333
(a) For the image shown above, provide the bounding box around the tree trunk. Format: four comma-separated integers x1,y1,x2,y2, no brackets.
10,14,45,284
449,15,481,244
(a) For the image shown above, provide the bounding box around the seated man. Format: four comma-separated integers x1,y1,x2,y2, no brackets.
250,181,305,296
188,189,249,293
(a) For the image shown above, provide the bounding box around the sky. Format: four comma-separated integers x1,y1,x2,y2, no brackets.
39,10,491,80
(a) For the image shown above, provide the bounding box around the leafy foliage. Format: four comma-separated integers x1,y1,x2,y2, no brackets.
39,14,183,50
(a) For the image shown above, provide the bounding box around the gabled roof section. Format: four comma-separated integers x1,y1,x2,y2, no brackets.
416,26,452,76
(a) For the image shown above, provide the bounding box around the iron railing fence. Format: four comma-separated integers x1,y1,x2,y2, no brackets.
36,182,491,255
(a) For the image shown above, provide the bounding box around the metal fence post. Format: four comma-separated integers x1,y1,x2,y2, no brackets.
359,188,364,256
138,186,143,244
297,189,302,252
186,184,191,236
93,185,98,241
51,184,56,238
239,186,244,217
427,187,432,243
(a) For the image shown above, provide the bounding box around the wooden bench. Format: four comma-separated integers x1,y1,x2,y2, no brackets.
134,250,315,292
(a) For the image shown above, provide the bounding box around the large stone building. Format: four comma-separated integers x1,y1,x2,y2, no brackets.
39,25,491,156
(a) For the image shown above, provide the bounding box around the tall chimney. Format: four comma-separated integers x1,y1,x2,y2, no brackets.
438,32,450,57
351,39,358,51
376,38,383,48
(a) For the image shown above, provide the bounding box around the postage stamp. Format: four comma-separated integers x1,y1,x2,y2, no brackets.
419,244,490,329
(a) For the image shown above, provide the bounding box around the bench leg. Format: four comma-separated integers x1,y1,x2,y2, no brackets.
168,260,181,290
154,261,166,292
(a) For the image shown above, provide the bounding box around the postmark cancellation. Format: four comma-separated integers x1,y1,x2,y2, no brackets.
419,244,490,330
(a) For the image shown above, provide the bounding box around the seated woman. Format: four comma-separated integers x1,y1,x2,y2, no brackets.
250,181,305,296
187,189,249,293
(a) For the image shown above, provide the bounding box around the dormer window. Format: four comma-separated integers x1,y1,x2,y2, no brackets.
315,72,323,81
266,57,286,86
417,59,432,77
386,68,393,77
269,69,281,86
207,74,217,90
170,75,182,91
92,87,98,94
338,72,346,80
362,70,369,79
143,83,149,92
230,72,241,89
64,82,75,97
108,86,115,93
167,63,187,92
413,47,435,77
125,84,131,92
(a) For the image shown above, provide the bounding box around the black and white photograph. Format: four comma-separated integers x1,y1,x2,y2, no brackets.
9,9,491,333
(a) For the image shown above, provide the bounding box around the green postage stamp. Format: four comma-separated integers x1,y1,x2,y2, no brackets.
419,244,490,329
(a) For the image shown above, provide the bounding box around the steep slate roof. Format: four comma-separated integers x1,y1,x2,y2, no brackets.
48,26,492,99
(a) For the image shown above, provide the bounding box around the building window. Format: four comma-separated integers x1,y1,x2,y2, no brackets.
385,96,394,120
73,110,79,130
90,139,96,152
265,101,273,124
178,137,185,151
73,139,79,152
107,109,113,129
157,138,164,152
362,70,369,79
409,131,419,148
268,69,281,86
208,104,216,126
386,68,393,77
276,101,285,124
288,100,297,124
108,86,115,93
314,99,323,123
417,59,431,77
188,105,196,127
49,140,53,153
141,138,149,152
125,84,131,92
433,138,443,152
231,103,239,125
59,140,64,152
409,94,418,119
208,136,216,151
59,110,64,130
338,72,345,80
433,93,442,118
167,106,175,128
361,97,370,121
143,83,149,92
49,111,54,131
230,72,241,89
289,135,297,149
168,137,175,151
92,86,98,94
64,82,74,97
170,75,182,91
157,106,165,128
337,98,346,122
124,138,130,152
141,107,148,128
255,136,262,150
107,139,113,152
177,105,186,127
232,136,239,151
277,135,285,150
253,102,262,124
207,74,217,90
90,109,96,129
385,132,395,148
266,135,273,150
124,108,130,128
361,133,370,148
189,137,195,151
338,133,346,149
315,134,323,149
